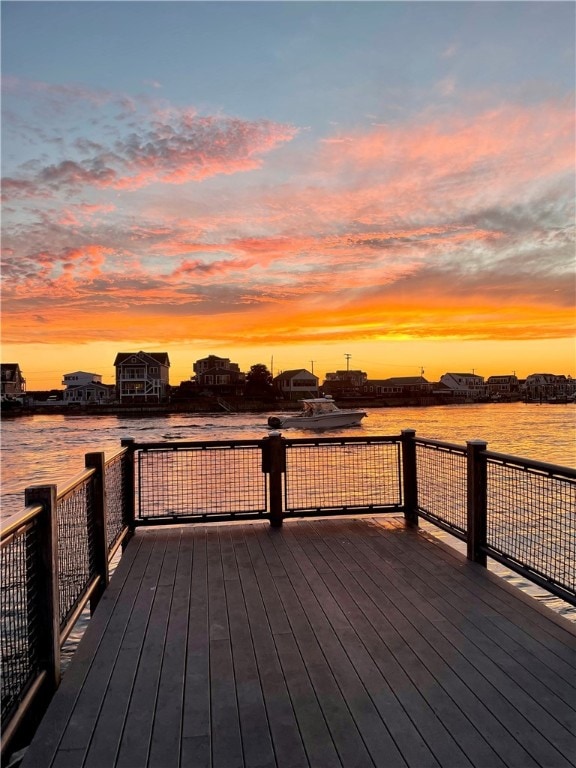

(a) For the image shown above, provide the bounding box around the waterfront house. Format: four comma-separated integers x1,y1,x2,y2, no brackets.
438,372,487,401
114,352,170,403
0,363,26,397
524,372,573,401
273,369,319,400
361,376,432,397
63,382,115,405
486,374,520,400
62,371,115,405
323,369,367,398
62,371,103,388
192,355,245,396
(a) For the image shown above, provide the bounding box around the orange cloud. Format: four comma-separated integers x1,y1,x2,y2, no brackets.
2,94,573,358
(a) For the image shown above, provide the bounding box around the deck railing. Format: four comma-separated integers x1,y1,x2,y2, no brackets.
1,447,131,754
1,431,574,758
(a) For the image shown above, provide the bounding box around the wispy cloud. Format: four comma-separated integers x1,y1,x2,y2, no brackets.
2,79,574,352
2,78,299,198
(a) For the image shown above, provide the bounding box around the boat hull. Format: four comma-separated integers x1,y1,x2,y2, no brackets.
276,411,366,429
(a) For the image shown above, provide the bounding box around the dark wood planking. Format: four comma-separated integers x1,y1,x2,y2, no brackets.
20,517,576,768
335,518,574,767
83,531,170,768
301,519,475,768
375,519,576,719
116,528,181,768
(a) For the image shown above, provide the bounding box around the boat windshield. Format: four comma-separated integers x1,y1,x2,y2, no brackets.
302,399,338,415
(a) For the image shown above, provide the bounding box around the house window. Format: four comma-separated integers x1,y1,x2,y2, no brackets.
124,367,144,379
150,366,158,374
125,382,145,394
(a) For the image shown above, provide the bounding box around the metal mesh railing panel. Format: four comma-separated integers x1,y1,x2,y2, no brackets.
1,518,42,727
104,452,127,551
486,461,576,594
137,446,267,519
284,441,401,513
416,443,467,534
57,478,97,629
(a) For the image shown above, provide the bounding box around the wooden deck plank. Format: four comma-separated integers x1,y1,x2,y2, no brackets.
220,526,277,768
19,517,576,768
284,521,441,768
115,528,181,768
371,524,576,763
83,531,170,768
377,519,576,723
234,526,311,768
181,527,210,768
392,518,576,664
337,519,574,767
148,527,194,768
206,526,244,768
302,520,476,768
266,523,421,768
321,519,533,768
252,525,373,768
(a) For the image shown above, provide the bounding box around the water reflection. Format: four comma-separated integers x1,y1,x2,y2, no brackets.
1,403,574,519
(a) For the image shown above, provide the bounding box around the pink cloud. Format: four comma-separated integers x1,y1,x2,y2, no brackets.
2,91,299,199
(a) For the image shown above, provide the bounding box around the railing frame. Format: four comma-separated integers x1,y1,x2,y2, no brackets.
2,430,574,760
1,449,132,760
467,440,488,566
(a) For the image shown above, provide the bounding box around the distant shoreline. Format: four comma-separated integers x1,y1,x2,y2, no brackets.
2,395,571,419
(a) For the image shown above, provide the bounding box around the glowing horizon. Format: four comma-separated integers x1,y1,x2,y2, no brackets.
2,2,575,390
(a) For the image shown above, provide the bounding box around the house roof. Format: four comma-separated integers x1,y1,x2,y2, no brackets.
274,369,317,381
384,376,429,385
114,351,170,366
444,372,483,378
63,371,100,377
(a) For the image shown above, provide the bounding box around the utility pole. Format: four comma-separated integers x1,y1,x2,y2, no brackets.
309,360,315,375
345,353,351,372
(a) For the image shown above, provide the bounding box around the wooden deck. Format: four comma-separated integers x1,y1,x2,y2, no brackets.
21,516,576,768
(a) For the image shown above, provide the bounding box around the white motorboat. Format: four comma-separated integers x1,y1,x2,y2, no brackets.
267,395,366,430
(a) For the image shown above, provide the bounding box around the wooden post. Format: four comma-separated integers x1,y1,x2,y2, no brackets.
262,432,286,527
120,438,136,538
401,429,418,527
85,452,108,612
24,484,61,693
467,440,488,566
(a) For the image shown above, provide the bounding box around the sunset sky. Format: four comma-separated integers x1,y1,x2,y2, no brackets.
2,1,575,389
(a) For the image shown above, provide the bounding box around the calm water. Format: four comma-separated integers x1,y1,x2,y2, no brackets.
2,402,574,518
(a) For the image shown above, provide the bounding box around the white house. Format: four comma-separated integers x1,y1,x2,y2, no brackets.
273,369,319,400
438,372,487,400
62,371,102,388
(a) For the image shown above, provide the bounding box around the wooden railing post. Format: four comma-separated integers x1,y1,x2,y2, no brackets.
467,440,488,566
85,452,108,612
401,429,418,527
24,484,61,693
120,438,136,537
262,432,286,527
